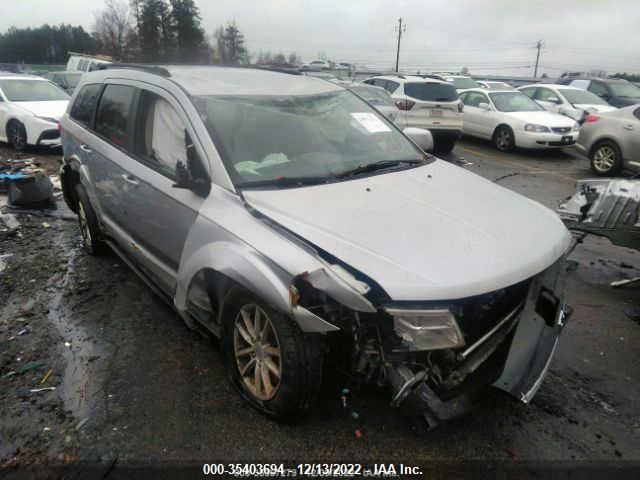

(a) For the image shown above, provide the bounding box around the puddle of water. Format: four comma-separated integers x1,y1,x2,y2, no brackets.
47,232,110,420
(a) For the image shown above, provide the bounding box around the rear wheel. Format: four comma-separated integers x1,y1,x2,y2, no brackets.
7,121,27,151
590,140,622,176
494,125,515,152
75,184,108,255
223,288,323,421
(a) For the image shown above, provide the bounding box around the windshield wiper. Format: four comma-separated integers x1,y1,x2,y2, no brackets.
336,159,425,179
235,176,329,190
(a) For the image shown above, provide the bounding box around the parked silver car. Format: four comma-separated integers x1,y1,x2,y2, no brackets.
576,105,640,175
60,66,572,427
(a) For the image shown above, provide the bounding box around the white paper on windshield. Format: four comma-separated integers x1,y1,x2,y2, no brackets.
351,113,392,133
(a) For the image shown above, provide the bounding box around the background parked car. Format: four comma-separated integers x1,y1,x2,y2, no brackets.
557,77,640,107
46,71,83,95
300,60,330,71
66,52,112,72
346,83,400,123
518,84,617,122
439,74,481,92
576,105,640,176
459,88,579,151
0,73,69,150
363,75,462,153
476,80,515,90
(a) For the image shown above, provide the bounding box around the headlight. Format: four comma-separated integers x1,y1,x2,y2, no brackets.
386,308,465,351
571,122,580,131
524,124,550,133
36,116,59,124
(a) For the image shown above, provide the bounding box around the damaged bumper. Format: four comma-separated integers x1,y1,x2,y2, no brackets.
557,178,640,252
383,254,572,428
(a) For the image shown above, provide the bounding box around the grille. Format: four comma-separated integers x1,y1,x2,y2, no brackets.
39,129,60,141
552,127,571,134
455,278,531,346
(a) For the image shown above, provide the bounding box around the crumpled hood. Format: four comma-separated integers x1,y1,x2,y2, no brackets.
243,160,572,301
14,101,68,120
504,110,576,127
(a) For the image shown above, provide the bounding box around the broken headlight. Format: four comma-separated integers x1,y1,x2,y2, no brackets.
386,308,465,351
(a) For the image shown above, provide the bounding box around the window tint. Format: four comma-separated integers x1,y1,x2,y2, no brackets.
403,82,458,102
535,88,560,102
588,81,608,97
634,107,640,121
0,79,69,102
134,90,190,179
462,92,489,107
70,84,103,126
520,87,537,98
95,84,135,147
489,92,544,112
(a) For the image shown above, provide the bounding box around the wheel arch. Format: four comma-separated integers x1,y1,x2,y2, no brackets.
492,123,514,139
588,136,621,158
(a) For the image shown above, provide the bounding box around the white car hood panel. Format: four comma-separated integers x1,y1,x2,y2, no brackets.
504,110,576,127
244,160,571,301
14,101,68,119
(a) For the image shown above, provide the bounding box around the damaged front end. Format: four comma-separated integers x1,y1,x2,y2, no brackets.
558,178,640,252
296,254,572,430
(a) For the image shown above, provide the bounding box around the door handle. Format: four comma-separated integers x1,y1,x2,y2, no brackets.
121,174,140,186
79,144,93,153
624,124,634,131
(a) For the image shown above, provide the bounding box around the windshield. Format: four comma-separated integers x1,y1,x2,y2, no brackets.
193,90,423,188
349,86,394,106
558,88,608,105
404,82,458,102
451,77,480,89
0,79,69,102
489,91,543,112
609,81,640,98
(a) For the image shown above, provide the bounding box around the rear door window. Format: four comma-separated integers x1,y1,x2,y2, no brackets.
520,87,537,98
462,92,489,107
95,84,136,148
383,80,400,93
403,82,458,102
70,84,103,127
588,81,608,97
535,88,559,102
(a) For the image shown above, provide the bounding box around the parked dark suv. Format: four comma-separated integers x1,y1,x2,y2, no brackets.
557,76,640,107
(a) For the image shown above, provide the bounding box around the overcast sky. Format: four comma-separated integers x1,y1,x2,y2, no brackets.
1,0,638,76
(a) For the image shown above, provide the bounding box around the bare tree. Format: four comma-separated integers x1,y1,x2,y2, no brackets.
93,0,132,60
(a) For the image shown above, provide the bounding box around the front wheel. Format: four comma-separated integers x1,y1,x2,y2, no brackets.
494,126,515,152
7,121,27,151
590,141,622,176
223,288,323,421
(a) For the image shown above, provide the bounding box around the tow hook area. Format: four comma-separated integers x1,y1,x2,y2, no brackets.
387,364,473,430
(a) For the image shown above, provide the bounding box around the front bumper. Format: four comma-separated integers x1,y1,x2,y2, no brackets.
388,253,572,427
516,130,578,149
27,118,61,147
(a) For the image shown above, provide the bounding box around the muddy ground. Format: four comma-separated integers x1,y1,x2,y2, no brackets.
1,140,639,478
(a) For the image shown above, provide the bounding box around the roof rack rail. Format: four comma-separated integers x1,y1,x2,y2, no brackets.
96,63,171,77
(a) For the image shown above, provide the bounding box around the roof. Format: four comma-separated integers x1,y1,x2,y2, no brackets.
519,83,584,90
0,73,47,80
368,74,448,84
462,88,519,94
165,66,342,96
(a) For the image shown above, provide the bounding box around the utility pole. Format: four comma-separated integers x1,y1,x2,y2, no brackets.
395,18,406,72
533,40,543,78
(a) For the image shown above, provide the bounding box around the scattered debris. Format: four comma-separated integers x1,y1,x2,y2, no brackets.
17,361,43,375
0,253,13,272
354,429,363,439
625,308,640,324
75,418,89,431
29,387,56,393
40,368,53,384
0,213,20,237
611,277,640,288
17,328,29,336
42,221,51,228
494,172,520,183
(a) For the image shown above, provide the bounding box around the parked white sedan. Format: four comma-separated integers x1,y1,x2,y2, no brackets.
0,73,70,150
518,84,617,122
459,89,579,151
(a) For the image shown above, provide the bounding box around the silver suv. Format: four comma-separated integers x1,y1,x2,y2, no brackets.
363,75,463,154
60,66,572,427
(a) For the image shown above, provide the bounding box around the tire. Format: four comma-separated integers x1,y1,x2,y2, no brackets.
222,288,323,421
590,140,622,176
7,121,27,151
433,138,456,155
493,125,515,152
75,184,108,255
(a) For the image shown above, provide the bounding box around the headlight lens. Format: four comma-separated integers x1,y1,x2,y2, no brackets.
36,116,59,124
571,122,580,131
524,123,550,133
386,308,465,351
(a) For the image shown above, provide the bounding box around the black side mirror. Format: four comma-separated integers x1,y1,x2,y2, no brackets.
173,132,210,197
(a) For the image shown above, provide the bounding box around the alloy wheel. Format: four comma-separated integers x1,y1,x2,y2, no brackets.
496,129,511,151
233,304,282,401
9,124,26,150
592,145,616,173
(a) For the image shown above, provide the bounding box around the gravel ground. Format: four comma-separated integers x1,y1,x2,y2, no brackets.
1,140,639,478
